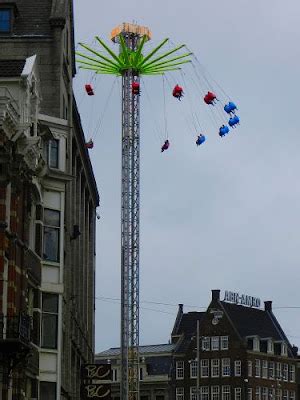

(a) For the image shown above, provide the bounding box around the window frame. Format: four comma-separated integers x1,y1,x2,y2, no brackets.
220,336,229,350
190,387,197,400
235,388,242,400
248,360,252,377
211,386,220,400
43,208,61,263
248,388,253,400
202,337,210,351
48,139,60,169
222,386,230,400
255,359,261,378
282,364,288,381
211,337,219,351
200,359,209,378
176,388,184,400
222,358,230,377
190,360,198,379
269,361,275,380
262,360,268,379
289,365,295,382
211,359,220,378
200,386,209,400
176,360,184,380
40,381,56,400
256,387,261,400
262,388,268,400
234,360,241,377
41,293,59,349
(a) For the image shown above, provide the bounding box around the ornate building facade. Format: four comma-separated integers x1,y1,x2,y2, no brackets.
0,1,99,399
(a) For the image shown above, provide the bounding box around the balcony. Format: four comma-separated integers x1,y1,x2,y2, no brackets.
25,248,41,285
0,314,31,355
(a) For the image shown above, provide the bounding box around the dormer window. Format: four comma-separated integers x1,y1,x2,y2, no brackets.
0,9,11,33
253,337,260,352
267,339,274,354
281,342,288,357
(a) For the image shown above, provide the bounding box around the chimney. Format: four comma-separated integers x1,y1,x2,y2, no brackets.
178,303,183,313
264,301,272,312
212,289,220,301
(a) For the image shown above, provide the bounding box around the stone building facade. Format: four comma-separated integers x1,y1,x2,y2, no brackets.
0,1,99,399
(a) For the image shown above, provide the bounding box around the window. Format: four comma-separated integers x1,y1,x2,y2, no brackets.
201,359,209,378
190,360,197,378
262,361,268,379
235,388,242,400
212,337,219,351
262,388,268,400
289,365,295,382
253,337,260,351
202,337,210,351
0,9,11,33
282,364,288,381
276,390,282,400
211,386,220,400
281,343,287,356
190,387,197,400
222,386,230,400
255,359,261,378
139,367,143,380
269,362,275,379
43,209,60,262
282,391,288,400
248,361,252,377
41,293,59,349
234,360,241,377
40,382,56,400
176,361,184,379
289,391,295,400
256,388,261,400
248,389,253,400
176,388,184,400
211,359,220,377
269,389,275,400
48,139,59,169
222,358,230,377
267,340,274,354
201,387,209,400
276,363,282,380
221,336,229,350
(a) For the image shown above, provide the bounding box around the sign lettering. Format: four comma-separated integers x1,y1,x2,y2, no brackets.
223,290,261,308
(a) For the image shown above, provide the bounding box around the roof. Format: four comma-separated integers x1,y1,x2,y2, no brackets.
220,301,286,341
176,312,205,336
0,60,25,77
96,343,175,357
146,356,172,376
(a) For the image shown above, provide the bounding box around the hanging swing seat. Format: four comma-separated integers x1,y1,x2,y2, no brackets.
161,140,170,152
132,82,140,95
172,85,184,100
85,139,94,149
196,134,206,146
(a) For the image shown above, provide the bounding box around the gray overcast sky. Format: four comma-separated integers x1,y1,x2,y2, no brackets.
73,0,300,353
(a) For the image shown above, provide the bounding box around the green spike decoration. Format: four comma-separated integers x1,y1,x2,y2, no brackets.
76,35,192,76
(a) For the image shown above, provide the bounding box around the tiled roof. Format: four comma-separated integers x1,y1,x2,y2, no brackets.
96,343,175,357
220,302,286,341
0,60,25,77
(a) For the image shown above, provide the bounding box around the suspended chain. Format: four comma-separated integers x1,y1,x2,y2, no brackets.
120,33,140,400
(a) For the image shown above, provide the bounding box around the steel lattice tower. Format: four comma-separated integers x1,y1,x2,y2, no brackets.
120,32,141,400
76,24,191,400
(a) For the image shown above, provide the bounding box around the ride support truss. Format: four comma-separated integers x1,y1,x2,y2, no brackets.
120,33,140,400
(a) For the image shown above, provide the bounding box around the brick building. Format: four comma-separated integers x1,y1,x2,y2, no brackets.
0,1,99,399
171,290,298,400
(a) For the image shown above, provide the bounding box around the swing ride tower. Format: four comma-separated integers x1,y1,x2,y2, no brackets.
76,23,192,400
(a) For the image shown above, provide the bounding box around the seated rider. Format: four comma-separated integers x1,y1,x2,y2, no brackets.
132,81,140,95
196,134,206,146
172,84,184,100
161,139,170,152
204,91,218,105
219,125,229,137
